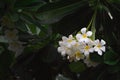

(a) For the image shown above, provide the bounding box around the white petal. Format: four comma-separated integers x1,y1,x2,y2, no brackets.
71,41,76,45
62,36,67,41
84,38,91,43
81,27,86,34
69,35,73,39
98,50,102,55
89,48,94,52
57,47,62,52
101,46,105,52
101,39,106,45
94,47,99,51
76,57,80,60
67,44,71,48
84,51,89,56
94,39,99,44
59,41,63,45
86,31,92,37
76,34,82,41
61,51,66,56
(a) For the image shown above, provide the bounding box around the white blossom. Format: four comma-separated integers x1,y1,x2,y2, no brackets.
76,27,92,42
82,40,94,56
67,42,85,61
57,27,106,67
94,39,106,55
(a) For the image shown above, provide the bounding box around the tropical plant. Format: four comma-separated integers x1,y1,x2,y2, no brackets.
0,0,120,80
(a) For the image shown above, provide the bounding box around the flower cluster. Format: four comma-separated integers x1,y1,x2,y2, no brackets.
58,27,106,67
4,29,24,57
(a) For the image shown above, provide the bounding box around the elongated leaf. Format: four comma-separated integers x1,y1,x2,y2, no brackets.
0,46,4,55
26,23,41,35
69,61,86,73
15,0,45,7
20,13,47,33
36,1,87,24
90,53,103,63
104,49,119,65
15,20,28,32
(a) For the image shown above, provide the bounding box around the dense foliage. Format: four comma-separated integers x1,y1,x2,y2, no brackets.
0,0,120,80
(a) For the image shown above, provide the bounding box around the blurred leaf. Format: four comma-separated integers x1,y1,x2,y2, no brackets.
108,0,120,3
20,12,47,33
15,0,45,7
23,3,46,12
36,1,87,24
69,61,86,73
15,20,28,32
0,46,4,55
107,64,120,73
42,45,59,63
104,49,119,65
0,52,15,78
90,11,96,40
90,53,103,63
26,23,41,35
9,12,19,22
1,0,16,5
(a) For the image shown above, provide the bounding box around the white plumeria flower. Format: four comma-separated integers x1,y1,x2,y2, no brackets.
58,35,76,56
58,37,85,61
74,51,85,61
67,42,85,61
57,27,106,65
76,27,92,42
61,35,76,48
82,40,94,56
67,50,85,61
94,39,106,55
4,29,18,41
57,46,71,56
8,41,24,57
84,56,98,67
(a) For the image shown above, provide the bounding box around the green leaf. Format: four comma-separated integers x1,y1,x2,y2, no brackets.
9,12,19,22
26,23,41,35
15,20,28,32
0,46,4,55
0,52,15,78
104,49,119,65
108,0,120,3
42,45,59,63
90,53,103,63
91,16,96,40
15,0,45,7
20,12,47,33
107,65,120,73
36,1,87,24
69,61,86,73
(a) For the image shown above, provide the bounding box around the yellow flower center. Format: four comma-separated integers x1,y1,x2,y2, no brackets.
97,44,101,48
82,34,87,38
74,43,79,47
75,51,82,58
85,45,90,50
67,39,72,42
